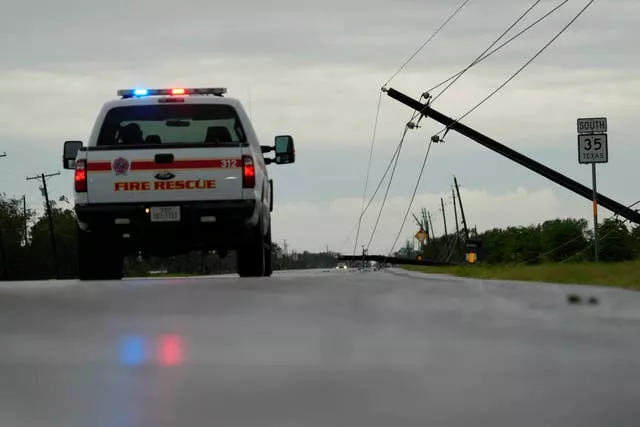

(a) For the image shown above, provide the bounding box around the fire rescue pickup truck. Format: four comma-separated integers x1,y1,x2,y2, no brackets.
62,87,295,280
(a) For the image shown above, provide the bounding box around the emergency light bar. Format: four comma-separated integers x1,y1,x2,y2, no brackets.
117,87,227,98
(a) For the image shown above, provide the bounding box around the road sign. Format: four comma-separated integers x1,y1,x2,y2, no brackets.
415,229,427,243
577,117,607,134
578,134,608,164
576,116,608,264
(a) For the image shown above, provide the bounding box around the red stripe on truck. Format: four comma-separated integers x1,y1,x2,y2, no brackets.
131,159,241,170
87,162,112,171
86,158,242,172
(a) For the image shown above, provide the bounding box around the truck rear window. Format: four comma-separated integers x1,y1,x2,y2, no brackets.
97,104,247,146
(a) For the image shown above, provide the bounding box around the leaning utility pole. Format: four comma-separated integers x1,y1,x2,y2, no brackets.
383,87,640,225
440,197,448,237
27,172,61,280
453,176,470,241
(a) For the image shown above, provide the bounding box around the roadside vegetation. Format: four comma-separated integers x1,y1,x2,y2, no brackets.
404,262,640,291
399,217,640,290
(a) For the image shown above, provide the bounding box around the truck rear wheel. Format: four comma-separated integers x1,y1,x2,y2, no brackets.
237,226,266,277
264,226,273,277
77,227,124,280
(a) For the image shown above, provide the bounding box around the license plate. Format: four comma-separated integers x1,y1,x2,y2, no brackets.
150,206,180,222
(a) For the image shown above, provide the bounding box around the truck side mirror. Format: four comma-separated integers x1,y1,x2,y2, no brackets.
274,135,295,165
63,141,83,169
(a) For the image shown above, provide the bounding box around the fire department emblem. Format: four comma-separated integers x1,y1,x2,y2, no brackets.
112,157,130,175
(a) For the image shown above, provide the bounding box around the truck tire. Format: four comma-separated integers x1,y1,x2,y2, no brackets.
264,225,273,277
237,225,266,277
77,227,124,281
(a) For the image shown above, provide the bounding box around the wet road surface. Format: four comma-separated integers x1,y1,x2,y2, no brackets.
1,268,639,426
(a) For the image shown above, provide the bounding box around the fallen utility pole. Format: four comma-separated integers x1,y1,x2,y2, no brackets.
27,172,61,280
384,88,640,225
339,254,452,267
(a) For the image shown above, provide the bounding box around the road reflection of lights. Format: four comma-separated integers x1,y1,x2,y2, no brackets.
159,334,184,367
119,334,185,367
120,335,147,366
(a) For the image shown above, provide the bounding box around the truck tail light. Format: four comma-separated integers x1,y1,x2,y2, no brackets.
242,155,255,188
75,159,87,192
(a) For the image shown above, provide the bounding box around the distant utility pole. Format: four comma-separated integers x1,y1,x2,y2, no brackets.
0,227,5,280
427,212,436,240
453,176,469,241
0,153,7,278
452,186,460,237
440,197,448,237
22,195,27,246
26,172,61,280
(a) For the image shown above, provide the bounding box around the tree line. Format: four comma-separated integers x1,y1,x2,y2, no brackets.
396,216,640,265
0,193,340,280
3,190,639,280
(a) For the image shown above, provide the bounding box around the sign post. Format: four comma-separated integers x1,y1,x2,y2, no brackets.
577,117,608,262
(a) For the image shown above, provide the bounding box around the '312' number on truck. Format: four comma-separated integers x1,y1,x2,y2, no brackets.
221,159,239,168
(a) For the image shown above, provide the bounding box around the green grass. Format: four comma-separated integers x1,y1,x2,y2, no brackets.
403,261,640,291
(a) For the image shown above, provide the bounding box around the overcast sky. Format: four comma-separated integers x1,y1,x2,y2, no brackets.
1,0,638,254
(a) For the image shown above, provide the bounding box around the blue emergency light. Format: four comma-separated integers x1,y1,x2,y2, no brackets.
118,87,227,98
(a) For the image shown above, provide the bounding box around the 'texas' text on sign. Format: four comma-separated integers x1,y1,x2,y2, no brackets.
578,134,608,164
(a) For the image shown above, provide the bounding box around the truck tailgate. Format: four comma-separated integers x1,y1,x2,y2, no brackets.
85,147,244,204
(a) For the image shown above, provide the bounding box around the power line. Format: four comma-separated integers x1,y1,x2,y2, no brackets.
431,0,545,103
345,131,406,254
354,90,384,257
427,0,569,96
434,0,596,138
365,125,410,251
386,137,436,259
382,0,471,88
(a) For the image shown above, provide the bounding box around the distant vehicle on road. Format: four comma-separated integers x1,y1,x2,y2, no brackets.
336,262,348,270
62,87,296,280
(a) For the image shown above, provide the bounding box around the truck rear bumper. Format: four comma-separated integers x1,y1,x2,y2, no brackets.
75,200,258,255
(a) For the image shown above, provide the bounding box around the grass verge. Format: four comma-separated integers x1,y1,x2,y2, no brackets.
403,261,640,291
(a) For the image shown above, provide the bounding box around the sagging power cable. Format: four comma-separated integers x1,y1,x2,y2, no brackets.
433,0,596,139
347,130,407,255
427,0,569,96
382,0,471,88
431,0,544,104
385,137,435,259
353,90,384,256
365,126,411,251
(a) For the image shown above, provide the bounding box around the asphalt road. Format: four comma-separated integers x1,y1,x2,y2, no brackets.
1,268,639,427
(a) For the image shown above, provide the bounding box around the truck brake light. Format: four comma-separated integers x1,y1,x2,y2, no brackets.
242,156,255,188
75,159,87,192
